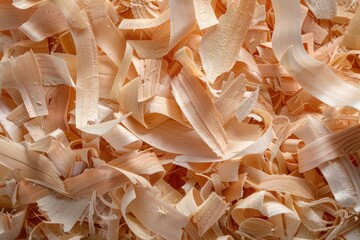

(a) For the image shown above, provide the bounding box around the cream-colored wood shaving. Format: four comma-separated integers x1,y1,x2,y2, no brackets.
36,193,89,232
272,0,360,111
36,53,75,87
299,123,360,172
0,136,65,193
87,1,126,68
193,0,218,30
193,192,228,236
172,68,228,156
0,207,27,239
215,73,247,124
0,2,36,31
1,0,360,239
199,0,256,83
342,6,360,50
19,1,68,42
130,186,188,240
10,50,48,117
137,58,162,102
305,0,337,20
301,14,329,45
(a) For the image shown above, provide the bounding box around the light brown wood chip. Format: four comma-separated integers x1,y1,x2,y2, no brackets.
1,0,360,239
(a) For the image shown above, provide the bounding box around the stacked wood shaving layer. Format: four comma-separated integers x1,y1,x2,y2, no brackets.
1,0,360,239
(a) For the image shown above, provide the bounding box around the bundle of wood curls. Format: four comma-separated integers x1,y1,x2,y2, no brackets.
1,0,360,239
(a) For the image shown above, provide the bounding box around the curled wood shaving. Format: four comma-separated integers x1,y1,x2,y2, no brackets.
19,1,68,42
36,193,89,232
272,0,360,111
1,0,360,239
342,6,360,50
11,50,48,117
0,136,65,193
172,68,228,156
305,0,337,20
0,206,27,239
193,0,218,30
199,0,256,83
193,192,228,236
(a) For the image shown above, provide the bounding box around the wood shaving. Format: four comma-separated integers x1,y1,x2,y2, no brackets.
0,0,360,239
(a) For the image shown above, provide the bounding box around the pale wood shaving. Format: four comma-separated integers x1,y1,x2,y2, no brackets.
36,193,89,232
19,1,68,42
11,50,48,117
342,6,360,50
199,0,256,83
305,0,337,20
193,0,218,30
172,68,228,156
0,0,360,239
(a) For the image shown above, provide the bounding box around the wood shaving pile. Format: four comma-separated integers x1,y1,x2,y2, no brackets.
1,0,360,239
